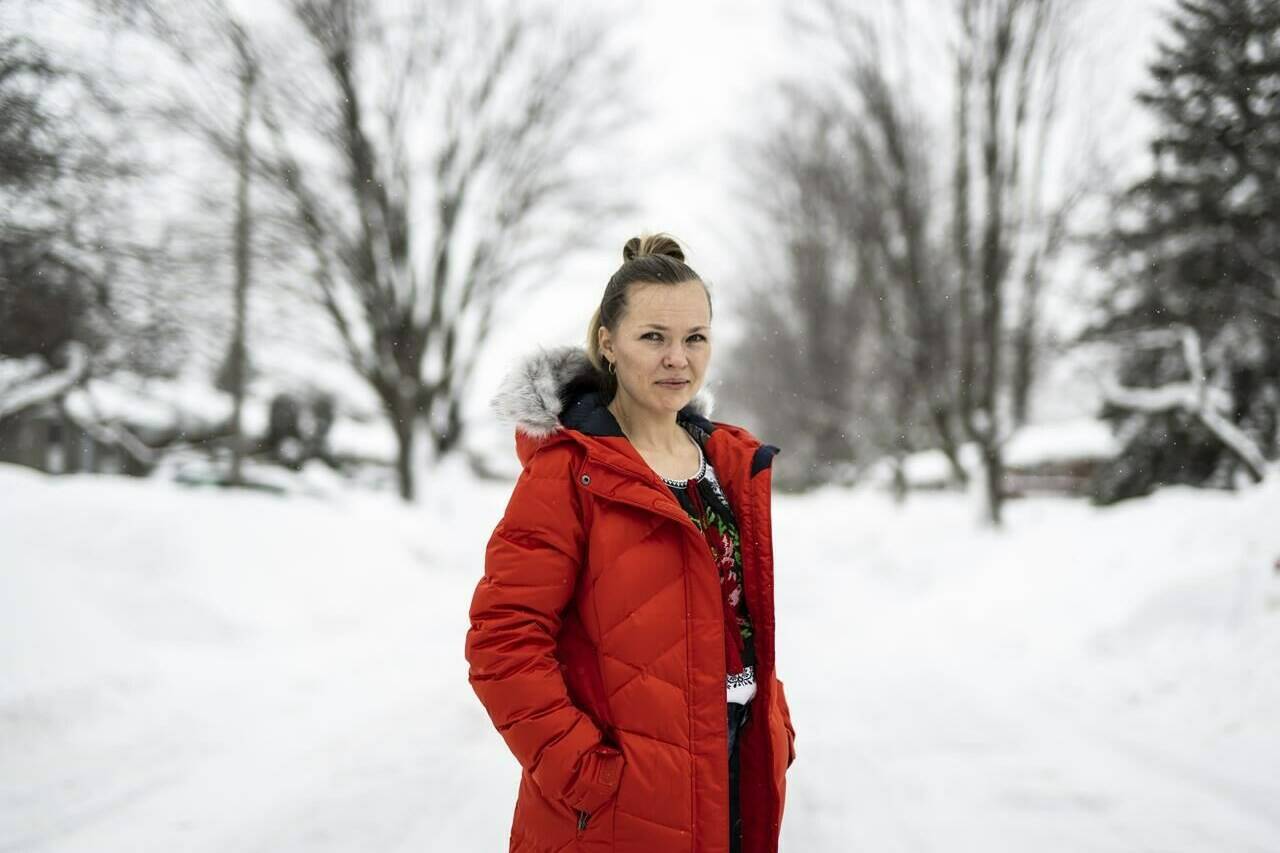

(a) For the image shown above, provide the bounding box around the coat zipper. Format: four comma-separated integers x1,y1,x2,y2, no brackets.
578,440,770,842
581,452,707,842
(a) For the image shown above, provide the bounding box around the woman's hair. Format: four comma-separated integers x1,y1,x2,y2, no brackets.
585,232,712,401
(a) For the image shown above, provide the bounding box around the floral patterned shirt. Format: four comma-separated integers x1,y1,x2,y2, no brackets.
662,423,757,705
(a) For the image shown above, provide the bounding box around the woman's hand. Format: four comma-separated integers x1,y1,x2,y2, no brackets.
562,744,626,815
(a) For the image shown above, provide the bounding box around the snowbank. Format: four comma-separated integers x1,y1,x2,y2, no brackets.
1,462,1277,852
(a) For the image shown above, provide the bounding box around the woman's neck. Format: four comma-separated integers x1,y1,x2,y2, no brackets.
607,395,687,454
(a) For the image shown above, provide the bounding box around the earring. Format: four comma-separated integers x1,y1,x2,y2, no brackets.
608,360,616,375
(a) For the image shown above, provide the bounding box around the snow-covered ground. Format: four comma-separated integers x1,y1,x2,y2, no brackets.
2,459,1279,852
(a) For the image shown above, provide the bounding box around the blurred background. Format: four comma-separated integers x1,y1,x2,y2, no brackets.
2,0,1279,850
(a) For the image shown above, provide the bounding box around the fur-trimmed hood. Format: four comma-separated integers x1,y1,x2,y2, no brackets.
489,344,715,440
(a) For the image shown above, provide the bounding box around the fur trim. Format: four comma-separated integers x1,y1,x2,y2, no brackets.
490,344,715,438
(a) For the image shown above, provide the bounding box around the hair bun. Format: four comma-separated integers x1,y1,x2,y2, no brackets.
623,232,686,264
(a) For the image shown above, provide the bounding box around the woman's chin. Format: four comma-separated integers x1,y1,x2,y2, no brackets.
649,387,693,411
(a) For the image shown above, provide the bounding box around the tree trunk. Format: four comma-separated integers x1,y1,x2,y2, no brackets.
1011,252,1043,427
394,413,416,501
1011,309,1035,427
891,454,908,504
980,440,1004,526
228,62,255,486
929,404,970,486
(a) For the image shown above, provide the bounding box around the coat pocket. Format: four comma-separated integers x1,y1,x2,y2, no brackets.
572,800,618,849
563,744,625,813
572,778,620,846
564,744,624,846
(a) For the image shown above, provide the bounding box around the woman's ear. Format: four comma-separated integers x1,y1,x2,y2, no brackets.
597,326,613,363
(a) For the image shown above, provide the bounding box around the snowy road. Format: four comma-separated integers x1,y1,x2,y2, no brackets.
3,464,1278,852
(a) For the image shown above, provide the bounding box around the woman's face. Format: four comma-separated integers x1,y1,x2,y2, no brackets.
599,280,712,418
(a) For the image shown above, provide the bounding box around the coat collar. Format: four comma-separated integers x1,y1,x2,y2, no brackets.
490,344,777,485
490,343,716,439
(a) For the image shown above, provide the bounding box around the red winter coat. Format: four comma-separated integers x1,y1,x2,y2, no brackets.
466,345,795,853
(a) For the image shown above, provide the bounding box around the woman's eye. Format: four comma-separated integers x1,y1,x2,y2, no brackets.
641,332,707,342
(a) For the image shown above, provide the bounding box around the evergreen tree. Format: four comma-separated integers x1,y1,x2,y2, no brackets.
1090,0,1280,504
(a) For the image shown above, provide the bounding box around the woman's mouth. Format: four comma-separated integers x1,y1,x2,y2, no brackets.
657,380,689,388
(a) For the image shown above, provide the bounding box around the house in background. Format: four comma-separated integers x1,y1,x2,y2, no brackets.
0,374,398,485
0,377,235,478
868,419,1121,499
0,401,147,475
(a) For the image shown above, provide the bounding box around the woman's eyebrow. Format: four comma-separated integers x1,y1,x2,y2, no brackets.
641,324,709,332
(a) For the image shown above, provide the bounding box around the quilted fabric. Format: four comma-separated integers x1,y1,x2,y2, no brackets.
466,346,795,853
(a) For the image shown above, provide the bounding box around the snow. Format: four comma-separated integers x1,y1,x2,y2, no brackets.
1003,418,1121,468
898,447,973,489
63,376,244,437
0,356,49,389
324,416,397,464
2,461,1278,852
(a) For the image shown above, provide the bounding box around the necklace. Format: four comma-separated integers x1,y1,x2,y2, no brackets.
660,428,706,487
609,402,705,487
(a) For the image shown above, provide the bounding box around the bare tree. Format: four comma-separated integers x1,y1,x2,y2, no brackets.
730,3,967,491
731,0,1086,514
98,0,628,498
722,93,876,489
833,18,969,486
952,0,1078,525
252,0,629,500
226,23,256,485
97,0,285,484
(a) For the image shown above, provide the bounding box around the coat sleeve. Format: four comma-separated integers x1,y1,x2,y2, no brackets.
777,677,796,768
465,450,623,814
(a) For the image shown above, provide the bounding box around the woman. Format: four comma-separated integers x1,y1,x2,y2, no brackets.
465,233,795,853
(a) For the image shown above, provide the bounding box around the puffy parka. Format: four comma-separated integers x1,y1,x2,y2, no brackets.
465,345,796,853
